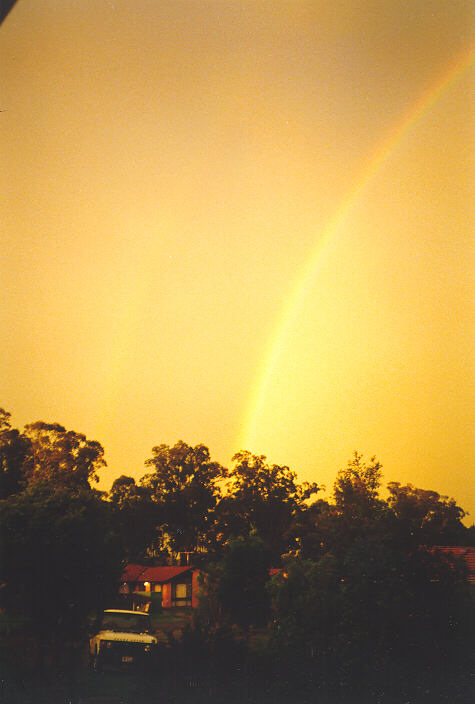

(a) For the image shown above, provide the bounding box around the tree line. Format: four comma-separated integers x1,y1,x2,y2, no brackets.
111,444,472,564
0,408,473,702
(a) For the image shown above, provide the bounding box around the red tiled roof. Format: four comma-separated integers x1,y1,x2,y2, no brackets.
122,563,147,582
431,546,475,583
123,564,283,584
138,566,193,583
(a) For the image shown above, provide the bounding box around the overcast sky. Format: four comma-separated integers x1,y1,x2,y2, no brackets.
1,1,473,515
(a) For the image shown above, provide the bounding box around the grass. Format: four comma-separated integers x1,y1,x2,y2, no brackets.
151,607,194,645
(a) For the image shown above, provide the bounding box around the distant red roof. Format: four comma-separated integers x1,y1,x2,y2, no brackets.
122,564,193,584
142,566,193,583
122,563,147,582
431,546,475,583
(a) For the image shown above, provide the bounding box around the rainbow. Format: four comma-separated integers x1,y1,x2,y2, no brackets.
239,45,474,454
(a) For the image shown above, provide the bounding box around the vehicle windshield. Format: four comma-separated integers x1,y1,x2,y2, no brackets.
101,611,152,634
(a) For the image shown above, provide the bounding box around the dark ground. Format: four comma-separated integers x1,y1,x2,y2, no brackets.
1,608,473,704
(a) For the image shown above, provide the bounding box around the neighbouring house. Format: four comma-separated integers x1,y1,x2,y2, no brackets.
120,564,201,608
121,563,148,591
430,546,475,583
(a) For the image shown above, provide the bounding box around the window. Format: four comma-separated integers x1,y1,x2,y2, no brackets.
175,583,187,599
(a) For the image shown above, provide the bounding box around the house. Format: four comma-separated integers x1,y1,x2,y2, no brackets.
430,546,475,583
121,563,148,591
120,564,201,608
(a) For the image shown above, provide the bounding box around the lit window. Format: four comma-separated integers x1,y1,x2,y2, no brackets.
175,583,187,599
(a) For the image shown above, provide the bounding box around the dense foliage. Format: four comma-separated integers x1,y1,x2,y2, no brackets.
0,407,472,702
0,483,123,642
141,441,228,556
0,409,124,688
198,533,272,631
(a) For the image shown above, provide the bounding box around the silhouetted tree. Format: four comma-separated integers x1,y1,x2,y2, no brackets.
201,533,272,631
289,453,388,561
0,482,123,679
387,481,469,546
266,452,472,701
0,408,30,498
329,451,389,553
269,540,469,701
109,475,156,561
22,420,105,489
286,498,338,559
268,554,339,659
141,441,228,556
333,451,383,513
218,451,320,561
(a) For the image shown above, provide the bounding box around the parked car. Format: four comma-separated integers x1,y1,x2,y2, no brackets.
89,609,158,671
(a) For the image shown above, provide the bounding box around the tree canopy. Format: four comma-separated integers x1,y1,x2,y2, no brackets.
201,533,272,631
0,409,472,703
0,409,121,682
333,451,383,514
0,408,30,499
0,482,123,652
22,421,105,489
109,475,156,561
217,451,320,561
387,481,468,546
141,440,228,555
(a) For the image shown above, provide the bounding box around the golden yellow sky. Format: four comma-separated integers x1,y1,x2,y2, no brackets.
1,2,473,517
